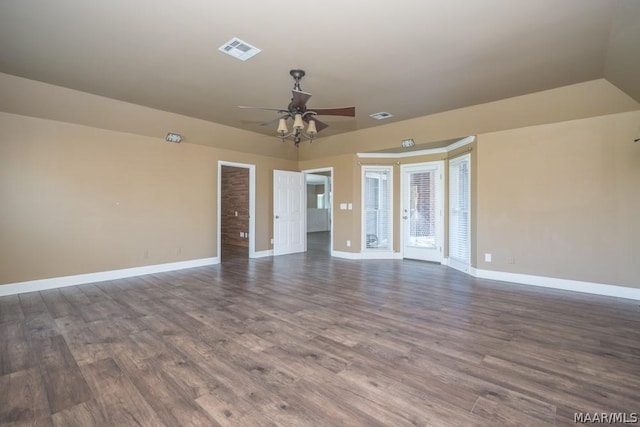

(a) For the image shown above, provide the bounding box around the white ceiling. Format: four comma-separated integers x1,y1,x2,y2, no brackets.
0,0,638,139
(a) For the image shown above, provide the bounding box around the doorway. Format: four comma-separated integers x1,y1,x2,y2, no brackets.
401,161,444,262
304,168,333,255
217,161,256,262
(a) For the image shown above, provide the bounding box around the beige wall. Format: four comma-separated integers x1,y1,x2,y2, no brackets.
298,79,639,161
298,80,638,289
0,73,299,161
301,147,476,255
300,154,361,253
308,112,640,288
0,112,296,285
2,74,639,290
475,111,640,288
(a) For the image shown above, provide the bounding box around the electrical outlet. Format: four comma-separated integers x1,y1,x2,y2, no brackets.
508,255,516,264
240,231,243,237
346,240,351,248
270,238,274,245
484,253,492,262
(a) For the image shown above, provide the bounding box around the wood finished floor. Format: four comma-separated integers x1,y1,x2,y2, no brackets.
1,234,639,426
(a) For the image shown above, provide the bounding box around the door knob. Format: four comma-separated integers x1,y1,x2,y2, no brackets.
275,215,280,219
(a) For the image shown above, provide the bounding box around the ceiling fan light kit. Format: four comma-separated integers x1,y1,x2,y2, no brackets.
277,114,318,145
276,113,319,145
239,69,355,147
293,113,305,130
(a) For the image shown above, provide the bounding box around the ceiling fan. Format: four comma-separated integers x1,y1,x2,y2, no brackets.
239,69,355,146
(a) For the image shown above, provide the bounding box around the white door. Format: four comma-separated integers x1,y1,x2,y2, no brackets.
273,170,306,256
401,162,444,262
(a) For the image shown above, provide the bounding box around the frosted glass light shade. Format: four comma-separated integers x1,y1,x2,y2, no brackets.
293,114,304,130
306,120,317,137
277,118,288,135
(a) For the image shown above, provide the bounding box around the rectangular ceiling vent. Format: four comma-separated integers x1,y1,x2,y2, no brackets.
370,112,394,120
218,37,261,61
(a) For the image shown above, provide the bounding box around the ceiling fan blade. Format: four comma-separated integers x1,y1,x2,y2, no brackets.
238,106,288,113
259,114,290,127
310,106,355,117
291,90,312,110
304,115,328,132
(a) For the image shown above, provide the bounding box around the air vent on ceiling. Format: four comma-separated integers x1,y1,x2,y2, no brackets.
218,37,261,61
370,112,394,120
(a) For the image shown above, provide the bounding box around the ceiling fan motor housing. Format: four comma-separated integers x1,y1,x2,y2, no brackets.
290,69,305,80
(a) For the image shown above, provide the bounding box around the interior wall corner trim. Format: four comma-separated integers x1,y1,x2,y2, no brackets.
0,257,219,297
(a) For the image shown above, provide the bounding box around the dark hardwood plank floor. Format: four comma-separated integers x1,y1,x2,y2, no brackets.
1,245,639,426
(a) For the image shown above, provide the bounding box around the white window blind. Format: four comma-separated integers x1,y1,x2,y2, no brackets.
363,167,392,250
449,155,470,263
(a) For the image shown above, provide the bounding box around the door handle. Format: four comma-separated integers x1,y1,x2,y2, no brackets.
275,215,280,219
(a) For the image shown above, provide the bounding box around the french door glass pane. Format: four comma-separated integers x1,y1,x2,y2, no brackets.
449,158,470,262
364,169,391,250
408,171,436,248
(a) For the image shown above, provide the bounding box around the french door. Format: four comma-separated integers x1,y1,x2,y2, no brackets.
401,162,444,262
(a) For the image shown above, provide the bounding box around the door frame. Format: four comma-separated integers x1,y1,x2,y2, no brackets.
399,161,445,262
217,161,256,259
302,167,334,256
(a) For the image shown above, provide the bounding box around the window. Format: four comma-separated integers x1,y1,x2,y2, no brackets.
362,167,393,250
449,154,470,268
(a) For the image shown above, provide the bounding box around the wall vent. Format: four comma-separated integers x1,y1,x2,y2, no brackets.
369,112,394,120
218,37,261,61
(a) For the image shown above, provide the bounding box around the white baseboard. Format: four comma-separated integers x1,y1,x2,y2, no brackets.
331,250,402,260
331,250,361,260
360,251,403,260
4,254,637,302
0,257,219,297
469,267,640,301
444,257,470,273
251,250,273,258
